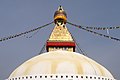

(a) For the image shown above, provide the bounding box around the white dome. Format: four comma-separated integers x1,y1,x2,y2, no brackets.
8,50,115,80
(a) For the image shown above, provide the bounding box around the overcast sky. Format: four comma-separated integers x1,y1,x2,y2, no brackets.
0,0,120,80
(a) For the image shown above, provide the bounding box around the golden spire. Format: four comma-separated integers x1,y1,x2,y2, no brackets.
46,6,75,52
54,5,67,24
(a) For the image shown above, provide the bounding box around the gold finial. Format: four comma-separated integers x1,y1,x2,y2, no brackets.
54,6,67,24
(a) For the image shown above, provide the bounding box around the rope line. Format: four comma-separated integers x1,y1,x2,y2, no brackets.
68,29,87,55
0,21,53,42
26,29,40,38
67,21,120,42
39,43,46,55
85,26,120,30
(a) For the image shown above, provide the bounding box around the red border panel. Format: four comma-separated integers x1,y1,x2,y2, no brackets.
46,42,75,47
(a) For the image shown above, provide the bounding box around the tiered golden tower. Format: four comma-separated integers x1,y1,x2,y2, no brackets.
46,6,75,52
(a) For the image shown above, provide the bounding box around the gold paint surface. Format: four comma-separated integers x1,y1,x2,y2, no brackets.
48,25,73,41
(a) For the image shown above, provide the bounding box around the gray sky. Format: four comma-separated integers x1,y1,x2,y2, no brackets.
0,0,120,80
